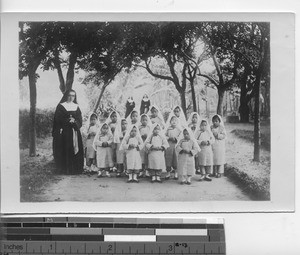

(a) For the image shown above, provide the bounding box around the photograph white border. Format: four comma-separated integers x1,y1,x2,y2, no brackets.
0,12,295,214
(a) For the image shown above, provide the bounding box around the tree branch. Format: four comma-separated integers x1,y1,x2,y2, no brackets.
143,59,174,82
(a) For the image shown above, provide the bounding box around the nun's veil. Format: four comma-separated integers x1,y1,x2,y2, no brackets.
59,89,78,104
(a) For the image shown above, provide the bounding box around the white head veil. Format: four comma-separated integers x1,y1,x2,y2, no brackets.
187,112,201,129
176,125,201,152
139,113,152,128
148,104,166,128
211,114,226,138
126,108,140,126
92,122,112,151
166,105,187,129
196,118,214,137
119,123,144,151
164,113,182,132
83,112,100,136
145,122,169,149
105,110,122,143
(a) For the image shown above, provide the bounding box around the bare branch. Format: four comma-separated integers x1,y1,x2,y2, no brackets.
143,59,174,82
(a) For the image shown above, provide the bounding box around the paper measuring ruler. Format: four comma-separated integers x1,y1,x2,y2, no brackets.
0,217,226,254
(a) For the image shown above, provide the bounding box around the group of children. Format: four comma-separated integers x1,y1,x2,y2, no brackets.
82,105,226,185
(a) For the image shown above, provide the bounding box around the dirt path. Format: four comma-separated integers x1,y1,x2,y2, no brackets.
34,173,252,202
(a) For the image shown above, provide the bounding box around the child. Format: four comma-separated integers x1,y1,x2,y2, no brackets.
148,105,165,129
139,114,152,177
176,127,200,185
93,122,114,178
106,110,121,172
116,118,128,177
211,114,227,178
165,116,181,180
187,112,201,133
120,124,144,183
83,113,99,174
166,105,187,129
126,109,140,127
145,123,169,183
195,119,215,181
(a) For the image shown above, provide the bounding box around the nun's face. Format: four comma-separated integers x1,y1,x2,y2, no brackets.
174,107,180,117
183,130,190,140
67,91,76,102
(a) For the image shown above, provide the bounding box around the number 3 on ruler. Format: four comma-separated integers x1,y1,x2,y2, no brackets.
168,245,173,252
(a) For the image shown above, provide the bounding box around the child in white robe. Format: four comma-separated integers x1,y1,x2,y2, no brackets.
164,116,181,180
176,127,200,185
116,118,128,177
166,105,187,130
145,123,169,183
126,109,140,128
120,124,144,183
195,119,215,181
139,114,152,177
187,112,201,133
148,105,165,129
211,114,227,178
83,112,99,174
106,110,121,172
93,122,114,178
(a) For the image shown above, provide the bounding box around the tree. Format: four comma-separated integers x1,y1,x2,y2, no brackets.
41,22,102,93
197,22,242,116
117,22,204,116
19,22,52,156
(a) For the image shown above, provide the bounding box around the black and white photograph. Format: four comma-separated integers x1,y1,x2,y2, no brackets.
0,13,294,213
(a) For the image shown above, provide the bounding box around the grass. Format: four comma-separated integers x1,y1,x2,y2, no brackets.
225,121,271,200
20,137,58,202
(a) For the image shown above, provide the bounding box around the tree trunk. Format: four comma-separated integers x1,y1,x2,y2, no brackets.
93,84,108,113
180,90,187,118
239,82,250,123
28,69,37,157
190,80,197,112
217,88,225,116
53,50,66,93
65,52,77,91
253,69,262,162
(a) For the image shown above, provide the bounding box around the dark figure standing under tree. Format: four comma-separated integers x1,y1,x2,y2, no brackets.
140,94,151,115
52,89,84,174
125,96,135,118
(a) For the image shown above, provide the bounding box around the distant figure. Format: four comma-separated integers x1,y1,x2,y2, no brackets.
140,94,151,115
52,89,84,174
125,97,135,118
